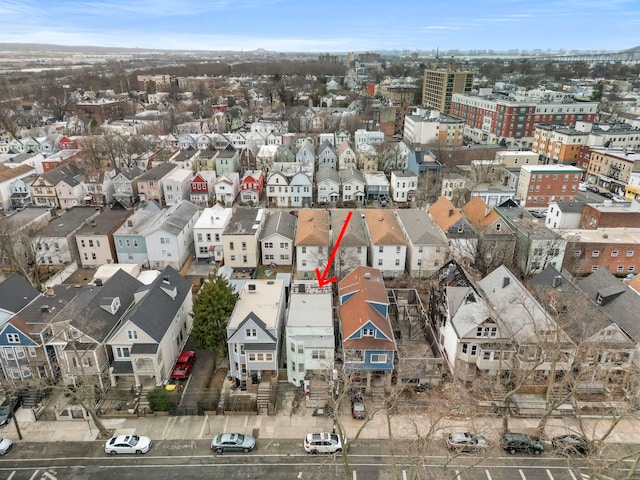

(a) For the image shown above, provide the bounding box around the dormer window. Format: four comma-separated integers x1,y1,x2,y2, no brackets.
363,328,374,337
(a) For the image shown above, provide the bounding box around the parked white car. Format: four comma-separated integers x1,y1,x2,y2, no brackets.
303,432,346,454
0,437,12,455
105,434,152,455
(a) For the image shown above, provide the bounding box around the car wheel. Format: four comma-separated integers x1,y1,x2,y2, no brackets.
534,449,541,455
311,449,318,454
109,451,117,455
509,448,516,454
243,448,250,453
216,448,223,454
135,450,143,455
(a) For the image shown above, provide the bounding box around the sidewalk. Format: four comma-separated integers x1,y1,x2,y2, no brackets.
4,409,640,446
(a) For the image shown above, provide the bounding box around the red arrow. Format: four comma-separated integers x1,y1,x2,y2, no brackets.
315,211,353,288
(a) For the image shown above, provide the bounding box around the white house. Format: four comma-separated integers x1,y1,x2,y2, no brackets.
390,171,418,203
214,172,240,207
146,200,199,270
193,204,233,262
285,281,334,386
162,168,193,206
288,171,313,208
227,279,287,384
396,209,448,277
330,209,368,278
339,167,365,203
266,171,290,208
354,129,384,147
316,169,340,204
317,141,337,170
545,201,584,230
107,266,194,388
295,209,330,277
363,209,407,278
260,210,296,266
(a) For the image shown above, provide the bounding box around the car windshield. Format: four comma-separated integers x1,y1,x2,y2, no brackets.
235,434,244,443
130,435,139,446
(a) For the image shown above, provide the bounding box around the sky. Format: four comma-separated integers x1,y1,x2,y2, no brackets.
0,0,638,53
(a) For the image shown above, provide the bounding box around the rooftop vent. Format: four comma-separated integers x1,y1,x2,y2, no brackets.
95,278,103,286
162,275,170,284
40,305,50,313
364,272,371,279
248,283,256,292
502,277,510,289
552,275,562,288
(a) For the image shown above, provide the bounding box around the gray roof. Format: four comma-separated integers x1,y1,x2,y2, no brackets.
339,167,365,184
316,169,340,183
40,162,81,186
117,166,144,181
136,162,177,181
495,203,558,240
260,211,296,241
0,273,40,315
76,209,133,236
14,284,86,334
68,269,143,342
124,266,191,342
577,269,640,342
223,207,263,235
554,201,585,214
59,174,82,187
396,208,447,246
39,207,99,237
158,200,198,236
330,209,368,247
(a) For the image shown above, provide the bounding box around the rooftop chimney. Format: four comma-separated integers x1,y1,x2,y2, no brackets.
552,275,562,288
448,209,454,217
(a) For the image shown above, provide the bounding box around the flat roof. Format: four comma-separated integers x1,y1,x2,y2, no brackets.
287,293,333,328
229,279,284,329
561,228,640,244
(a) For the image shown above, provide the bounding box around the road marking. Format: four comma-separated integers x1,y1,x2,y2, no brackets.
568,471,578,480
28,471,39,480
485,469,492,480
546,469,555,480
162,416,177,439
297,473,302,478
7,472,14,480
519,469,526,479
352,470,357,480
454,469,460,479
198,414,209,439
402,471,408,480
42,472,57,480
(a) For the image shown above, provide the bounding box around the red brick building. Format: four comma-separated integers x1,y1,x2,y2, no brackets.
74,98,132,125
516,164,583,208
562,228,640,276
579,203,640,230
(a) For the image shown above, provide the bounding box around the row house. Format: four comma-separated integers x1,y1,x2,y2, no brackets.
295,209,330,278
83,167,117,206
545,201,585,230
56,174,85,209
339,168,365,203
226,279,287,387
516,164,583,208
356,144,379,172
363,209,407,278
354,129,384,148
429,196,478,266
112,166,143,208
390,171,418,203
76,207,133,268
396,208,448,278
495,200,566,276
35,206,100,266
586,148,640,197
193,204,232,262
461,197,517,272
146,200,199,271
560,227,640,276
256,145,294,174
260,210,296,266
338,266,396,390
296,140,315,166
316,169,341,204
363,171,390,201
317,141,338,170
265,165,313,208
214,172,240,207
330,209,368,278
528,266,637,391
162,168,192,206
215,149,241,176
239,170,264,206
285,281,334,386
113,201,170,267
0,164,35,211
222,207,265,270
378,141,410,172
189,170,216,207
136,162,178,205
337,140,357,171
31,162,83,208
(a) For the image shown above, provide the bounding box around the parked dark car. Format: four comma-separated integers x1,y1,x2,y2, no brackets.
600,191,614,199
351,391,366,419
552,434,589,455
586,185,599,193
501,432,544,455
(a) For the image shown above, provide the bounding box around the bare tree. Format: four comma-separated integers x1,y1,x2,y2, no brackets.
0,220,45,290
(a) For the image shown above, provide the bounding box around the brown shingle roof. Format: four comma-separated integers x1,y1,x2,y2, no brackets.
294,209,330,246
0,164,35,183
363,209,406,245
461,196,499,230
429,196,462,232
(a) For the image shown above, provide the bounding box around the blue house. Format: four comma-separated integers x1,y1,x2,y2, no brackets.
338,266,397,391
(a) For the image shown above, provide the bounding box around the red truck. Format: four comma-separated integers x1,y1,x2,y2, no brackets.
170,350,196,379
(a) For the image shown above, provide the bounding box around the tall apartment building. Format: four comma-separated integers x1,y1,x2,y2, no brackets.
516,164,583,208
450,91,598,146
422,69,474,114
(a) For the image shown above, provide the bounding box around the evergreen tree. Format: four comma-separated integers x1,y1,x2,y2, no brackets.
190,273,238,369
